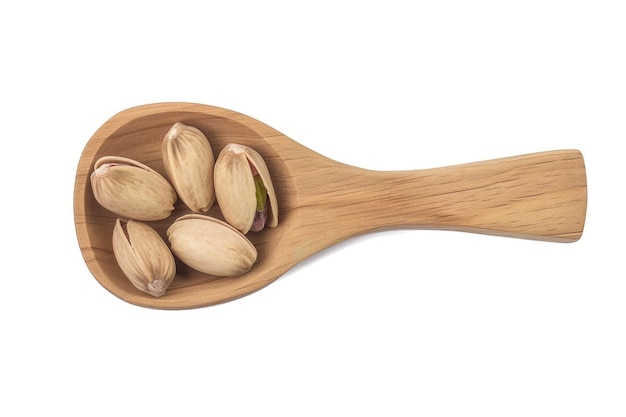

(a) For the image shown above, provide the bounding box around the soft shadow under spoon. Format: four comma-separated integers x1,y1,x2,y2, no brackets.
74,102,587,309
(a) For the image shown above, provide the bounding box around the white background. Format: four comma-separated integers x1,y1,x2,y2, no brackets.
1,1,624,416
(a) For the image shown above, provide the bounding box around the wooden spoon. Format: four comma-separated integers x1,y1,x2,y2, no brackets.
74,102,587,309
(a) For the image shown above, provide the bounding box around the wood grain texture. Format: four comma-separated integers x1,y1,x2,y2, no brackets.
74,103,587,309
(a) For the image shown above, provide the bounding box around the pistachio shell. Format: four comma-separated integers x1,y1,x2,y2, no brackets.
162,122,215,212
167,214,257,276
112,218,176,297
213,143,278,234
91,156,176,221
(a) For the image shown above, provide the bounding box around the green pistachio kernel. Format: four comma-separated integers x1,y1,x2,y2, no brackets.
254,175,267,211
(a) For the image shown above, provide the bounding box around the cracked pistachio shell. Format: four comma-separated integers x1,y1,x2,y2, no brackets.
214,143,278,234
167,214,257,276
91,156,176,221
112,218,176,297
162,122,215,212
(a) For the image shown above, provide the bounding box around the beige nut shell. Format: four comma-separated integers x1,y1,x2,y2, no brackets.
112,218,176,297
162,122,215,213
167,214,257,276
90,156,176,221
213,143,278,234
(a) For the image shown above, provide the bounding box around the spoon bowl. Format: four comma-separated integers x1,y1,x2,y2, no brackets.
74,103,587,309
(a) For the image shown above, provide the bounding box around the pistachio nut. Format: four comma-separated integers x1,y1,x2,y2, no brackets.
162,122,215,213
167,214,257,276
112,218,176,297
91,156,177,221
213,143,278,234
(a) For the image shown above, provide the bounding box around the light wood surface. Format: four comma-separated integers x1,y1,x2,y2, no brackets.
74,103,588,309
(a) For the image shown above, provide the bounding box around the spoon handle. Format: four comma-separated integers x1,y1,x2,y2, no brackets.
306,149,587,243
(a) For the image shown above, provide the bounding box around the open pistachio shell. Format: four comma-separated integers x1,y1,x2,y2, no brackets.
213,143,278,234
167,214,257,276
162,122,215,212
112,218,176,297
90,156,176,221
